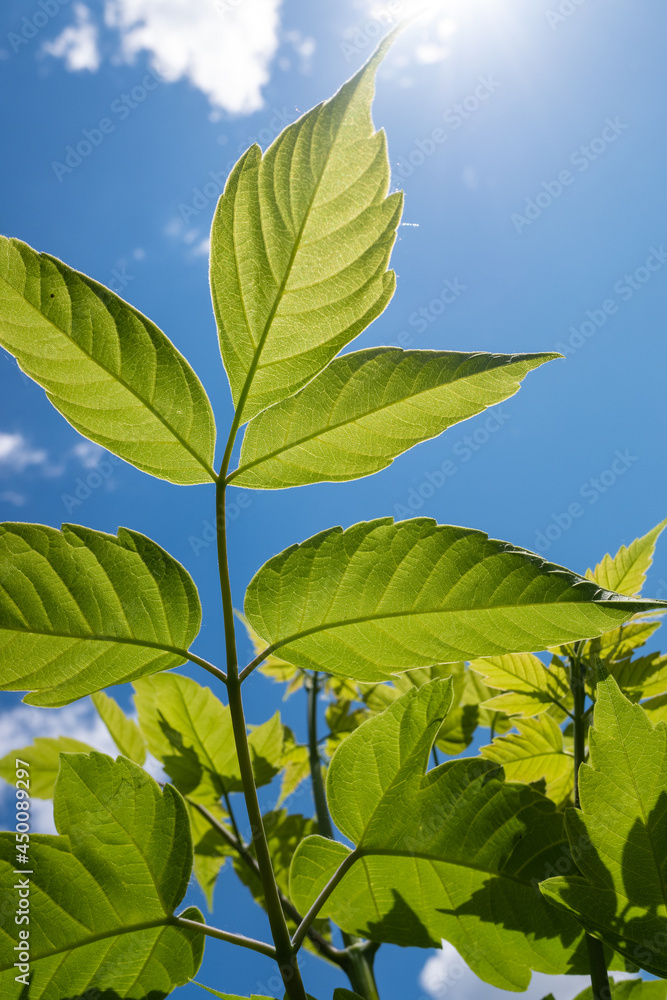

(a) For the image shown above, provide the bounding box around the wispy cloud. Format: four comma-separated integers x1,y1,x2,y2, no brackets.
0,432,47,471
42,3,100,72
0,491,26,507
420,941,636,1000
71,441,106,469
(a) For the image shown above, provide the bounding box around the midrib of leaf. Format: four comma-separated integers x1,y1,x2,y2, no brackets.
222,99,356,460
257,597,637,655
228,361,532,482
1,625,191,660
0,917,173,971
606,696,667,907
0,273,217,481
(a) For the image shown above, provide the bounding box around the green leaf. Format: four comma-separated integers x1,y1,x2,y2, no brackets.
277,730,310,803
568,981,667,1000
470,652,572,718
245,518,667,682
643,692,667,725
231,349,558,488
0,235,216,484
0,735,94,798
91,689,146,764
0,752,204,999
334,992,365,1000
612,651,667,700
0,522,202,706
191,988,285,1000
586,518,667,596
481,715,574,804
540,672,667,977
210,35,402,424
134,672,284,803
290,680,594,990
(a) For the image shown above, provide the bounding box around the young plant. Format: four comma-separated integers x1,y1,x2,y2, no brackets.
1,31,666,1000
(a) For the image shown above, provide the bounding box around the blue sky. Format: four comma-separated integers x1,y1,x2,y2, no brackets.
1,0,666,997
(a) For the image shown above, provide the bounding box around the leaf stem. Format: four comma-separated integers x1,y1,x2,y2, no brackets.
569,642,611,1000
304,672,381,998
239,645,278,683
172,915,276,959
186,797,348,965
291,849,361,953
215,475,309,1000
185,652,227,685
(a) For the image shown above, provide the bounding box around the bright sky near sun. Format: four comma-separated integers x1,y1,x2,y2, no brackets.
1,1,666,997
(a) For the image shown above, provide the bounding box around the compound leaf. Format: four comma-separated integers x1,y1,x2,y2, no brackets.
540,672,667,977
245,518,667,683
0,752,204,999
0,235,216,484
92,689,146,764
290,680,594,990
0,523,201,706
231,349,557,488
210,35,401,423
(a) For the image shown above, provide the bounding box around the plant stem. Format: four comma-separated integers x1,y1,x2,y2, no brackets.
187,798,347,965
216,476,308,1000
306,673,381,1000
173,915,276,958
569,642,611,1000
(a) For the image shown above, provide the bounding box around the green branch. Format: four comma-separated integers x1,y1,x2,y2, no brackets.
172,915,275,959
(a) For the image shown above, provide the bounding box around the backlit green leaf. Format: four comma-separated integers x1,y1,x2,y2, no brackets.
586,518,667,596
134,672,284,803
210,35,401,423
0,522,201,706
470,652,572,718
540,672,667,977
0,735,94,798
290,680,595,990
0,752,204,999
231,349,557,488
92,689,146,764
0,235,216,484
245,518,667,682
481,715,574,804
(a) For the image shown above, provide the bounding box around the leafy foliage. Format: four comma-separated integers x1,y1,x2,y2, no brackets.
231,349,557,488
1,29,666,1000
245,518,663,681
0,752,204,999
0,522,201,706
540,672,667,978
0,236,216,484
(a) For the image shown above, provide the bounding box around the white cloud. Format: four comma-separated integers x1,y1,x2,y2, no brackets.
71,440,105,469
42,3,100,72
420,942,637,1000
0,432,47,472
103,0,283,113
0,491,26,507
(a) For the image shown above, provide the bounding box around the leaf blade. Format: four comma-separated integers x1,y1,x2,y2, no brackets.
245,518,667,682
0,236,216,484
0,523,201,706
232,349,558,488
210,35,401,423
